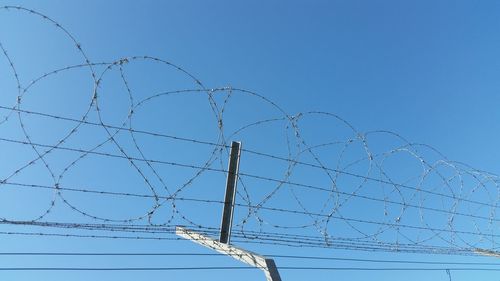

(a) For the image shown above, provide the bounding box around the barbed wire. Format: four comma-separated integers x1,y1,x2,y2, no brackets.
0,5,499,260
0,229,480,256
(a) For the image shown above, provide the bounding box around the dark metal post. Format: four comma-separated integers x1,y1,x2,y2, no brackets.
219,141,242,244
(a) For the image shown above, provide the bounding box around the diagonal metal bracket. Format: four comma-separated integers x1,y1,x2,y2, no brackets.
475,248,500,258
176,226,282,281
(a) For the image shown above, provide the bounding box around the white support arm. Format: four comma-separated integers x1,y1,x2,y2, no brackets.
176,226,282,281
475,248,500,258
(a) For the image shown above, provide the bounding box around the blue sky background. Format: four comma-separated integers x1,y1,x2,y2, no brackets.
1,1,500,280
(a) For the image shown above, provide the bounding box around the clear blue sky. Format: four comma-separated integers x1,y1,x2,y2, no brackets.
1,1,500,280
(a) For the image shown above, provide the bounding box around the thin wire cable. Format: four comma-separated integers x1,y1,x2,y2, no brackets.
0,252,499,267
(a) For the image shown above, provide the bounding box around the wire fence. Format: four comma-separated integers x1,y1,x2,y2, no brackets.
0,7,499,277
